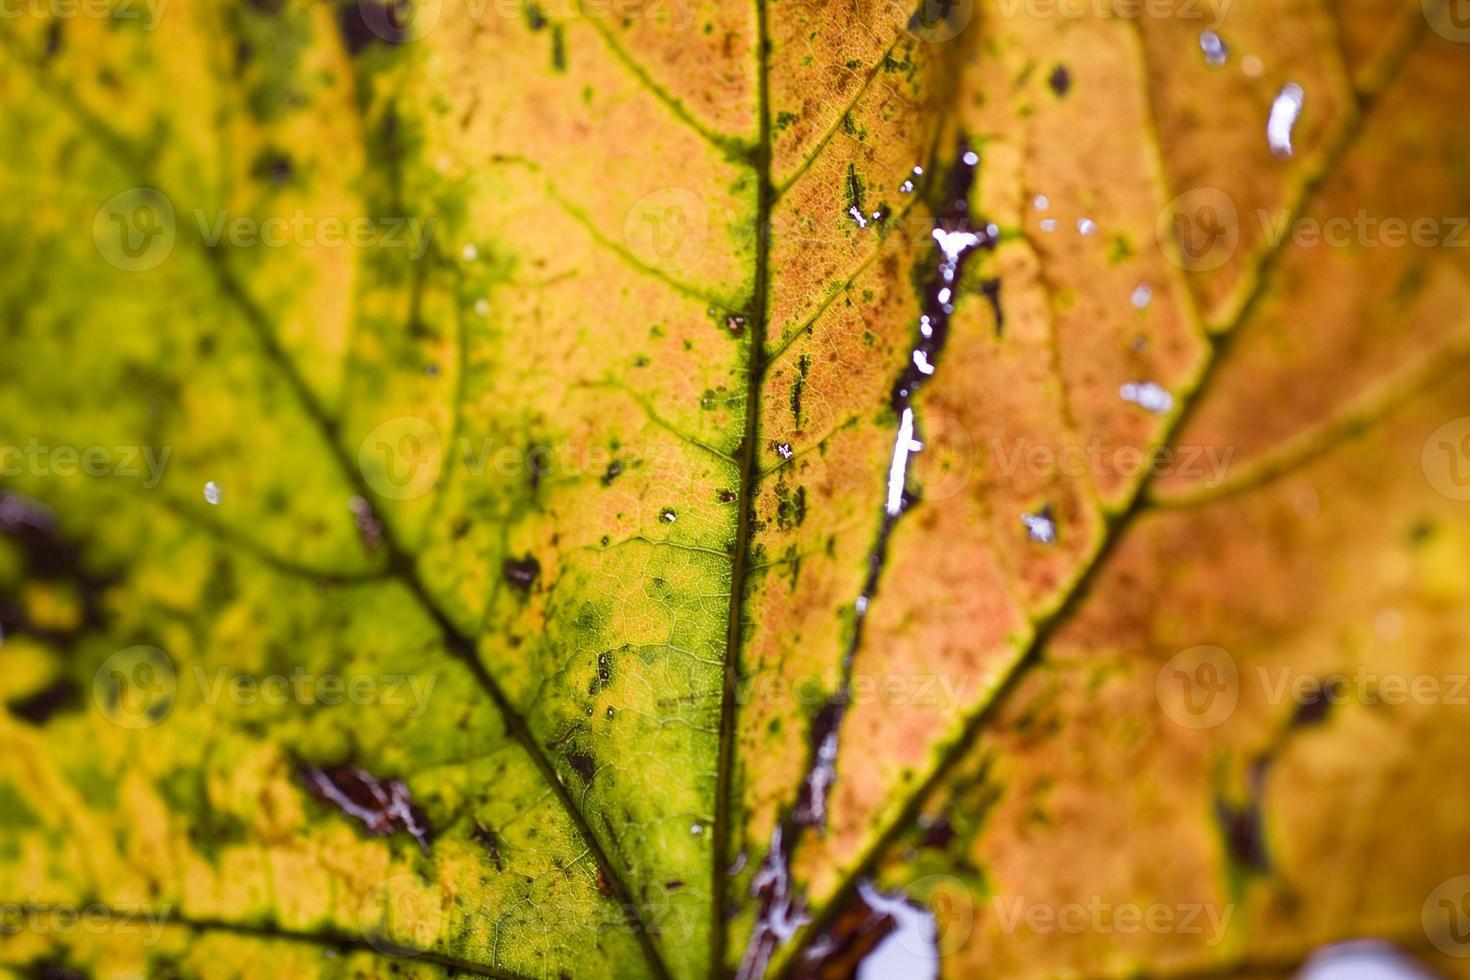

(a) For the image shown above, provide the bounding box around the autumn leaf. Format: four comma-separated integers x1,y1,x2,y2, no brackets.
0,0,1468,978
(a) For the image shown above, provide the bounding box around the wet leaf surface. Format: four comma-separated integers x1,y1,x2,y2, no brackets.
0,1,1467,978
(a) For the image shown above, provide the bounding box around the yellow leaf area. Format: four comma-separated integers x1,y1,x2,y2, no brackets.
0,0,1466,979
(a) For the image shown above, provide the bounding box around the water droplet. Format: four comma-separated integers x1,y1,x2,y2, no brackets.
962,150,979,166
1077,217,1097,236
1373,609,1404,643
660,507,677,523
203,481,222,506
474,298,490,316
1033,194,1049,211
1241,54,1264,78
1199,30,1229,66
1040,217,1058,233
775,443,794,460
690,823,704,835
1119,380,1174,415
1021,508,1057,545
898,179,915,194
1267,82,1305,159
847,205,869,229
1131,283,1153,309
461,243,479,262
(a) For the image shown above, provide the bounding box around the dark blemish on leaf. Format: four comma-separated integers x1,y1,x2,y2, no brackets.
525,1,548,29
502,555,541,591
471,821,505,871
568,751,596,784
43,20,63,59
1216,760,1271,875
981,276,1003,336
660,507,677,523
1409,518,1437,545
665,879,685,890
348,495,383,552
1049,64,1071,96
7,679,81,726
529,444,550,491
718,489,736,504
601,459,623,486
338,1,413,54
299,763,431,854
918,813,954,850
597,866,614,897
633,355,649,367
738,825,805,980
550,24,567,71
600,535,611,546
790,374,804,425
741,139,992,980
1289,677,1341,729
249,149,292,185
605,705,615,720
794,140,993,833
845,163,870,229
726,313,747,336
0,492,118,643
796,880,939,978
19,960,88,980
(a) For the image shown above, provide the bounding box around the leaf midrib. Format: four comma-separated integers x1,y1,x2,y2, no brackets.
710,0,773,972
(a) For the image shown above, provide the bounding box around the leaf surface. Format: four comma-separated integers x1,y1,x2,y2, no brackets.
0,1,1467,979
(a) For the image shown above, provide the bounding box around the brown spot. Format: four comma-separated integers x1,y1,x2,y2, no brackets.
502,555,541,591
299,763,431,854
